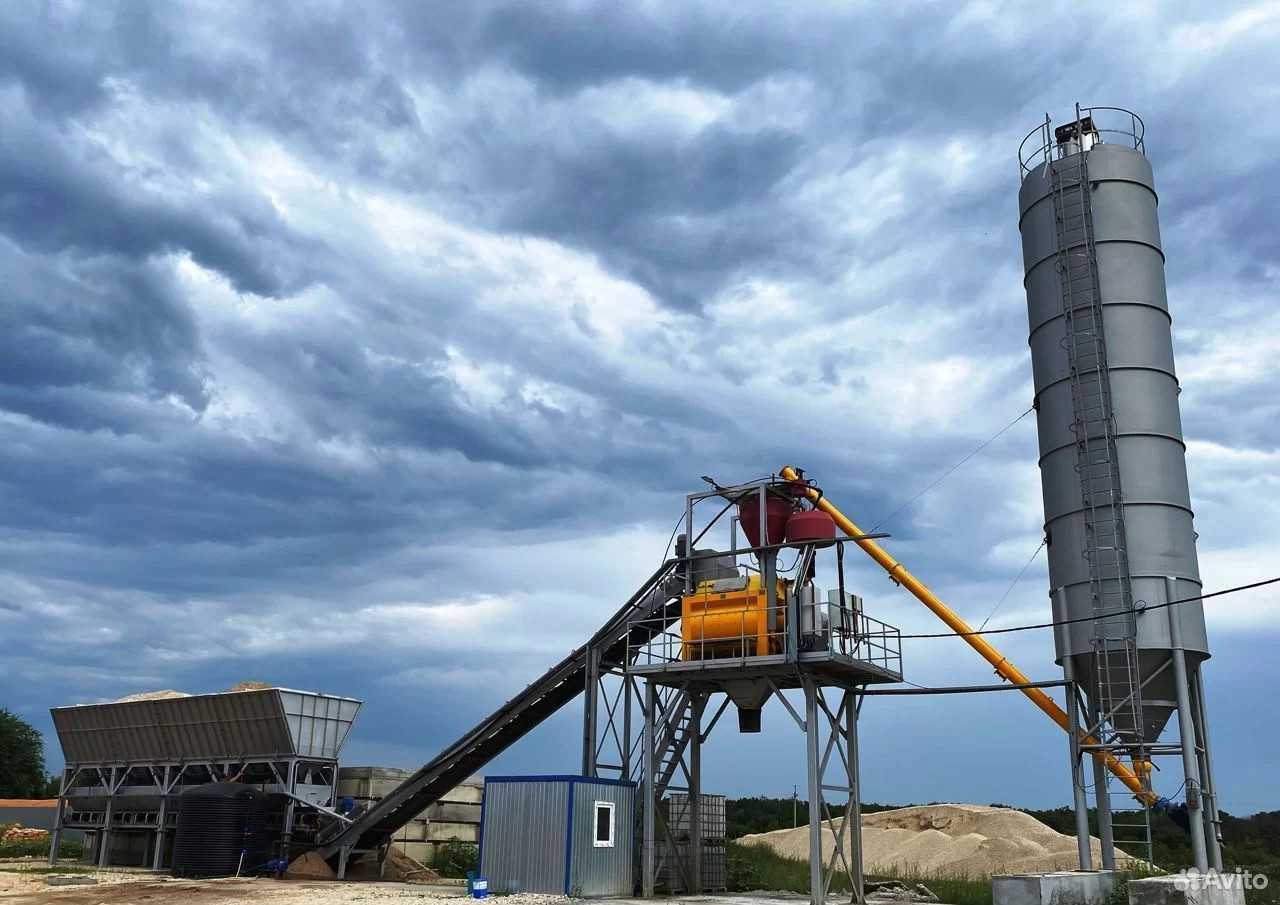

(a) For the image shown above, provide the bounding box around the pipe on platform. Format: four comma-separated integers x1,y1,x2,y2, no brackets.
778,465,1155,805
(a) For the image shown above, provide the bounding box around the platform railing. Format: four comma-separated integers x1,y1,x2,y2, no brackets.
626,595,902,677
1018,105,1146,175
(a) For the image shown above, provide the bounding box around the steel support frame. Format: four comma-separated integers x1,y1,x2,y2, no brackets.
637,679,864,905
583,660,639,781
53,755,336,869
802,680,863,905
1060,576,1224,873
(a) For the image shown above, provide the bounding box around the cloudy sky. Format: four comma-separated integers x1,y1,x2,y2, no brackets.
2,1,1278,817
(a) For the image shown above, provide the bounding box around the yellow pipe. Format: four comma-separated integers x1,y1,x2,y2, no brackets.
779,465,1155,805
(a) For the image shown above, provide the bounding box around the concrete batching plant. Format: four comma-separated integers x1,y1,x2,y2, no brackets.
44,105,1231,905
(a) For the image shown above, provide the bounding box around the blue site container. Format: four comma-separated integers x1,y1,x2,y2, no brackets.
478,776,636,897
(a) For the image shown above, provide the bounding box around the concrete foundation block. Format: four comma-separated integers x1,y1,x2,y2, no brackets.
994,871,1117,905
44,875,98,886
1128,875,1247,905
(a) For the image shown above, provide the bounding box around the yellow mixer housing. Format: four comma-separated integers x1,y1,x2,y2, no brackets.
680,574,789,660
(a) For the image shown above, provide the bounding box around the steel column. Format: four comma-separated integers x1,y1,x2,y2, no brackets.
582,646,600,777
46,769,69,867
847,691,865,905
804,680,824,905
1190,667,1224,870
151,764,172,870
642,681,656,897
1166,576,1209,871
689,693,705,894
622,676,634,780
1089,705,1116,869
1061,648,1093,871
97,766,118,868
282,759,299,853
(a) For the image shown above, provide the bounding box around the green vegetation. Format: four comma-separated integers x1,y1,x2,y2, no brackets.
0,709,47,798
434,836,478,878
1011,804,1280,874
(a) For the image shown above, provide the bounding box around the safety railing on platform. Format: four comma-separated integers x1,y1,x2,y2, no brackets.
1018,104,1145,175
625,595,902,678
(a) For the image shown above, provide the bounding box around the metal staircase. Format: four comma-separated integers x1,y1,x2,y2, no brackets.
1049,139,1153,864
316,561,685,872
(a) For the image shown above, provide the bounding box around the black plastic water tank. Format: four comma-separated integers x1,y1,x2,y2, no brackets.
171,783,272,877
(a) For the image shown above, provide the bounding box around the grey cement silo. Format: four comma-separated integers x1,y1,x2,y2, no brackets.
1017,108,1209,743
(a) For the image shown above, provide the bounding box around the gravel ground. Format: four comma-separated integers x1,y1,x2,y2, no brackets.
0,875,571,905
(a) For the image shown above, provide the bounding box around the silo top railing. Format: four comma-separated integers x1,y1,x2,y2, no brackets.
1018,105,1145,176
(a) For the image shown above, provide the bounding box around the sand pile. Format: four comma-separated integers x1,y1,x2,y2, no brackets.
114,689,191,702
385,848,440,883
226,680,273,692
285,851,337,880
737,804,1133,878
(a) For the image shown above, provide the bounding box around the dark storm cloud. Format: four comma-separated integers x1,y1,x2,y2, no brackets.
494,124,807,309
472,3,802,93
1,0,1277,813
0,243,208,423
0,93,325,298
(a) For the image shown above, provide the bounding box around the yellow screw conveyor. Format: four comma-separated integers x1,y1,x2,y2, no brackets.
778,464,1155,805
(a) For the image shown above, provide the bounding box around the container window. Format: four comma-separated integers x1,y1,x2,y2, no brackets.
593,801,615,848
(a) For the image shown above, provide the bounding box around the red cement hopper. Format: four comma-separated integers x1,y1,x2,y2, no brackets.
737,492,793,548
786,509,836,546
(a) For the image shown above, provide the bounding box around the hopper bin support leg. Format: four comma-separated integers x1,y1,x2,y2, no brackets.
47,770,68,867
152,765,171,870
97,766,118,868
778,465,1155,806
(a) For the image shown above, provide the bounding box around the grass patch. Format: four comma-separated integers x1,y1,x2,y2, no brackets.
727,841,993,905
0,839,82,859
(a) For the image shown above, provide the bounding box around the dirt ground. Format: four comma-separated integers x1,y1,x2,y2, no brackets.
0,871,568,905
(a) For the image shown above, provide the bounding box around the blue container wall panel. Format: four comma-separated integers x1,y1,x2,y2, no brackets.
479,780,570,894
569,781,636,897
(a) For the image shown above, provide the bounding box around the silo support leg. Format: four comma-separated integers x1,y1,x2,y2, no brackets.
1089,723,1116,869
1190,668,1223,870
1062,656,1093,871
1166,577,1208,872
